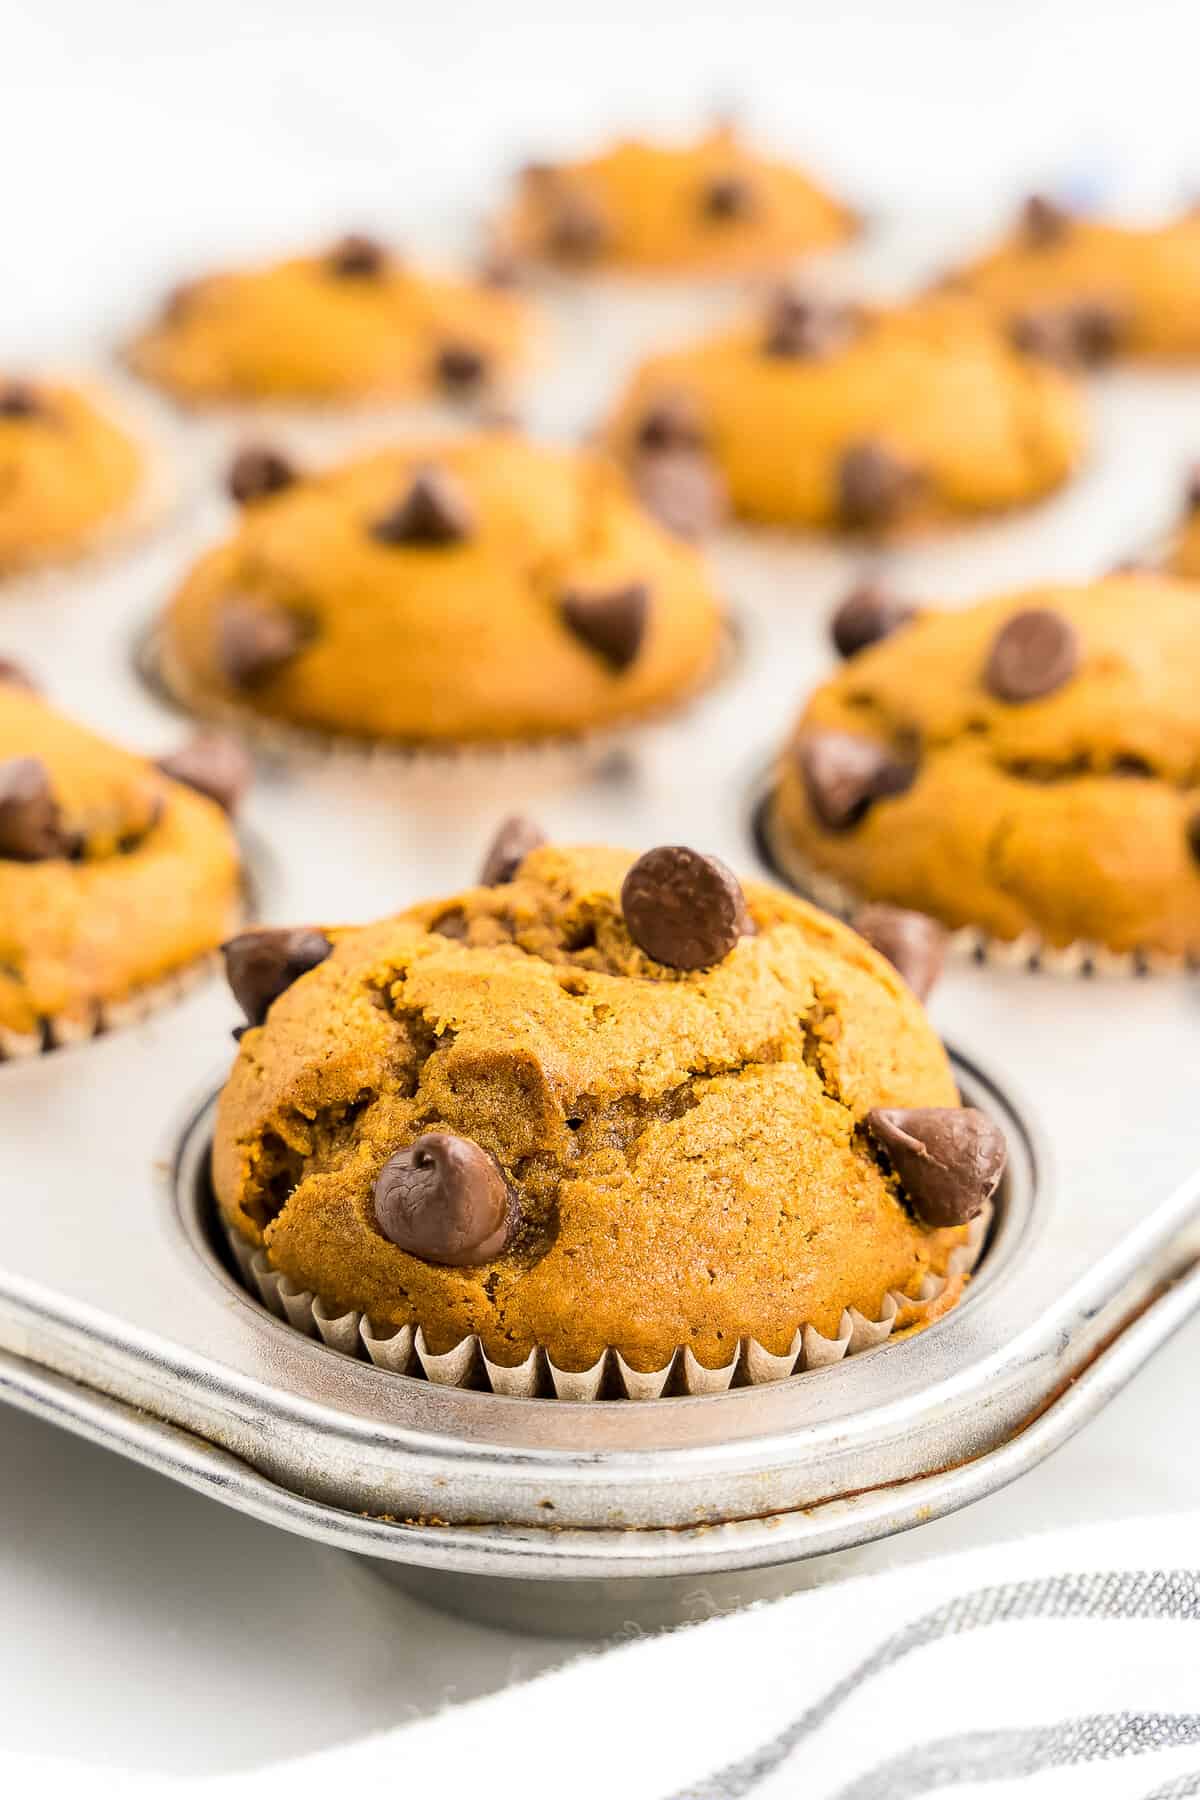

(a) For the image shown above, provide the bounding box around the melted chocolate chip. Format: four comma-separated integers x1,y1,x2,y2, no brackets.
218,600,307,690
156,733,252,814
621,845,752,969
854,903,947,1002
370,467,474,547
984,608,1080,703
228,444,297,506
1184,464,1200,513
479,814,546,886
0,757,67,860
632,449,728,539
1188,813,1200,867
837,442,923,530
702,174,755,221
222,927,333,1028
830,582,917,659
546,190,607,261
327,233,388,277
436,343,488,393
1011,302,1123,368
797,731,916,831
635,395,706,454
867,1106,1007,1227
1021,193,1071,248
561,581,649,671
763,292,855,359
0,657,39,692
0,382,41,418
373,1132,516,1265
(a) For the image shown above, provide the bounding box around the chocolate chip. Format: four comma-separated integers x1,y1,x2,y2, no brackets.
479,815,546,886
1188,813,1200,867
228,444,297,506
621,845,752,970
0,657,39,692
1021,193,1071,248
867,1106,1007,1227
632,450,728,539
854,903,948,1001
837,443,923,530
373,1132,516,1265
797,731,916,831
0,757,67,860
218,600,307,689
635,394,706,454
763,292,856,359
1184,464,1200,513
370,466,474,547
156,734,252,814
436,344,488,393
984,608,1080,703
702,174,755,220
0,382,41,418
561,581,649,672
327,234,387,277
1011,302,1123,368
830,583,917,659
546,190,607,261
222,927,333,1028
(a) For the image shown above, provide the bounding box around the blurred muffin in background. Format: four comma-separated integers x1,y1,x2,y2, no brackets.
156,429,727,747
772,572,1200,960
606,290,1086,534
127,234,533,409
0,378,144,576
492,122,856,277
945,195,1200,362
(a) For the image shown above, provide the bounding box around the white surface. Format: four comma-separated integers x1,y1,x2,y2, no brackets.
5,0,1200,1781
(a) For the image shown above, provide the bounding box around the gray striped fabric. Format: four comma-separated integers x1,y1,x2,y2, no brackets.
670,1570,1200,1799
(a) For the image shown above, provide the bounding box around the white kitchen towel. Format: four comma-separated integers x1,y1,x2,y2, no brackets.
12,1509,1200,1798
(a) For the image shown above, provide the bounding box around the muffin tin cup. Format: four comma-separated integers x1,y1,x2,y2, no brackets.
134,613,743,791
755,786,1196,978
0,949,221,1064
0,369,192,598
216,1204,991,1402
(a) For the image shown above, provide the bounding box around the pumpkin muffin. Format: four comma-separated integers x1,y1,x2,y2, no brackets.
492,123,855,277
0,378,144,575
773,573,1200,958
156,431,726,747
214,837,1004,1377
947,195,1200,361
0,672,245,1055
127,235,531,408
605,291,1085,533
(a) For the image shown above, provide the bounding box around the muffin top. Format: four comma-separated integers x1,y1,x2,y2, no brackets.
0,378,143,573
948,195,1200,360
775,574,1200,955
212,839,1003,1375
605,292,1085,531
127,235,531,406
493,124,854,276
0,677,243,1041
159,432,726,745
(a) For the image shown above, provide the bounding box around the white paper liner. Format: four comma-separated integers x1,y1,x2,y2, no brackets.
134,612,742,785
758,788,1196,979
0,368,191,599
218,1204,990,1401
0,950,218,1064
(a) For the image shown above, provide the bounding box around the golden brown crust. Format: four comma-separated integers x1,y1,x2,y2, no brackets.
158,433,727,744
0,382,143,573
775,574,1200,954
493,126,855,276
605,294,1085,530
0,688,242,1037
213,845,966,1373
127,247,532,406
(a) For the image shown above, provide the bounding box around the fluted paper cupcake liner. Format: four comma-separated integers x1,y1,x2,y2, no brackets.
0,370,189,597
0,949,221,1064
135,613,741,786
759,790,1196,978
218,1204,989,1401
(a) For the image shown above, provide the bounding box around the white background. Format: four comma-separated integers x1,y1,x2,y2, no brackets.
4,0,1200,1778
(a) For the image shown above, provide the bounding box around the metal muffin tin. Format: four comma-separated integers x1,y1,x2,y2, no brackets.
2,348,1200,1636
